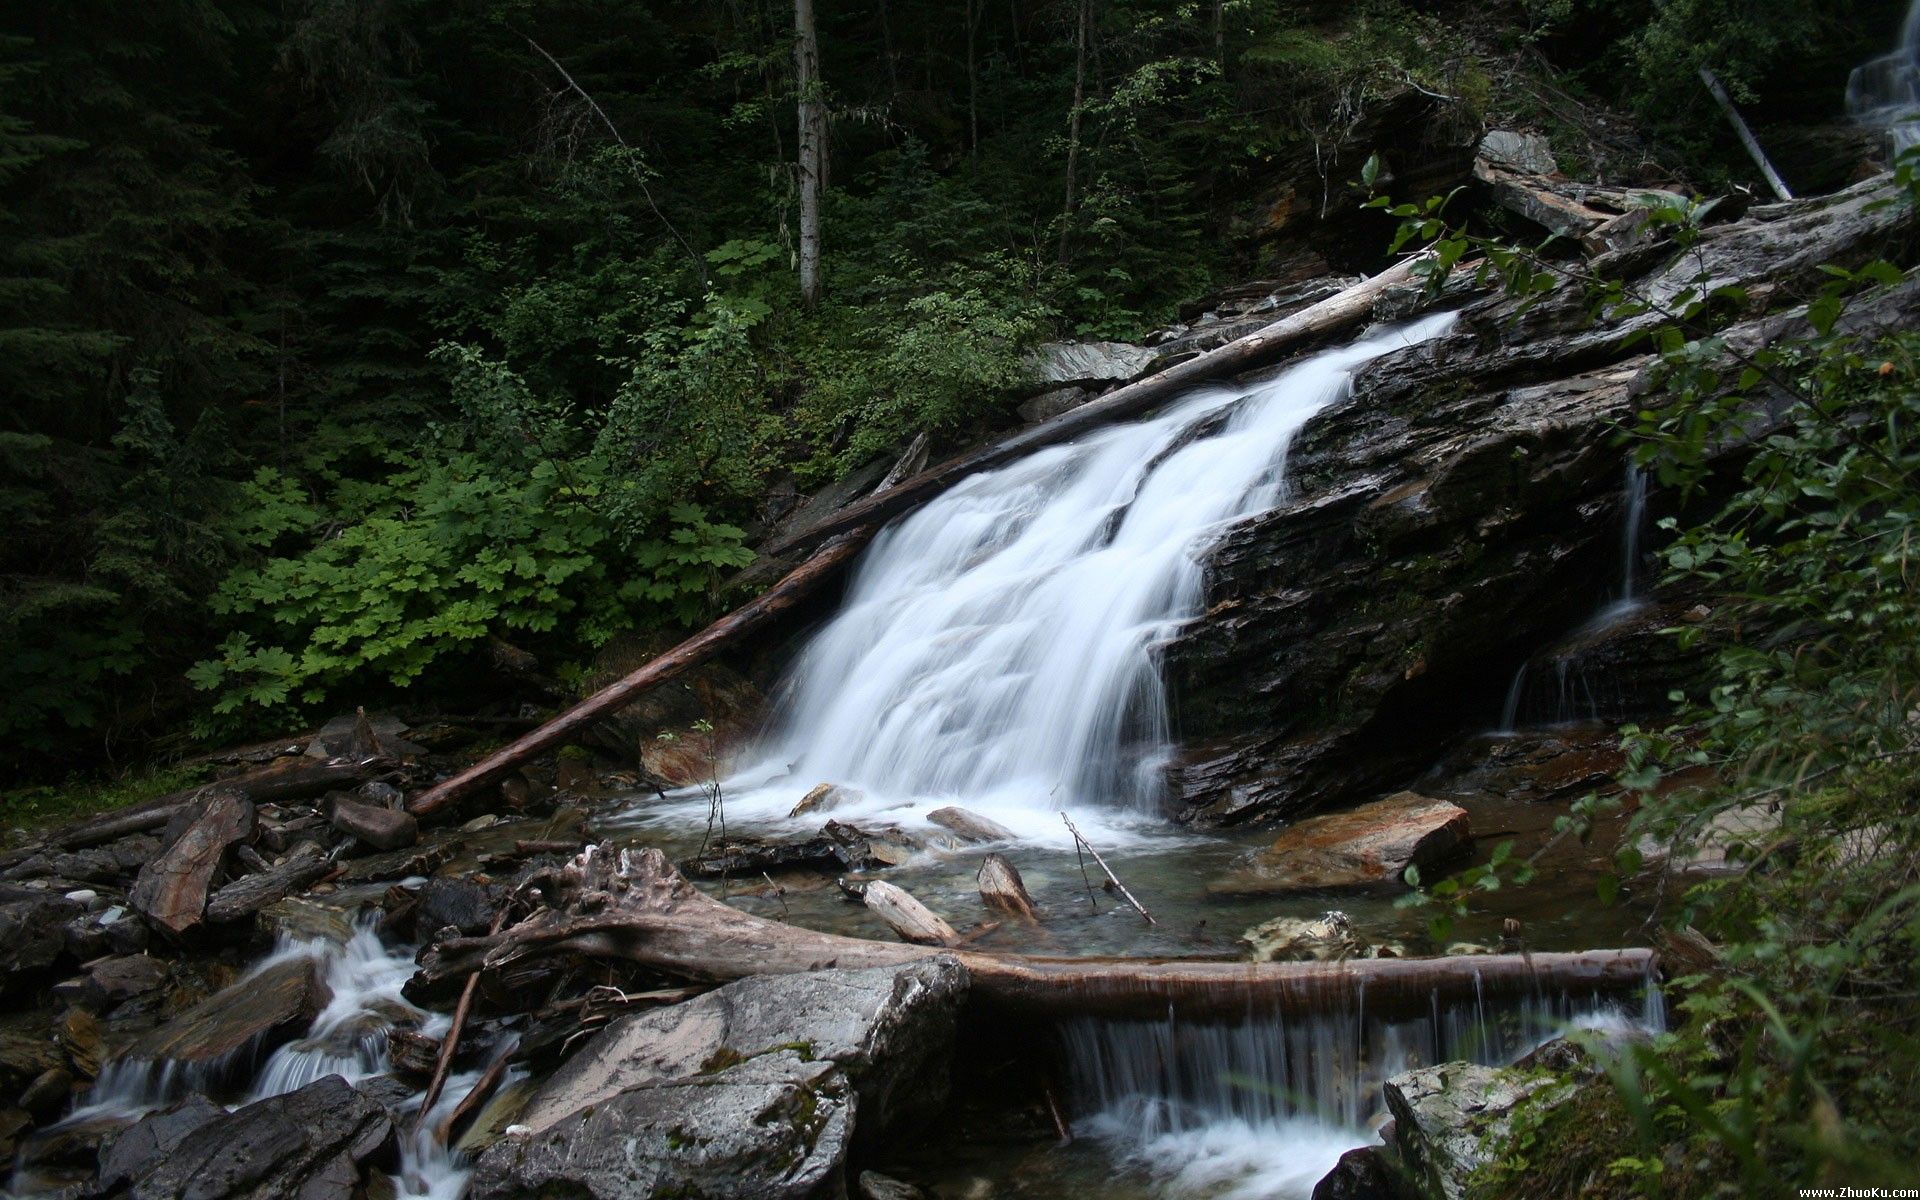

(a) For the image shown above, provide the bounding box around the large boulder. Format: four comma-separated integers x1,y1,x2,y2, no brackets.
1383,1060,1568,1200
470,958,968,1200
1211,793,1470,895
1166,176,1920,826
1022,340,1159,389
104,1074,394,1200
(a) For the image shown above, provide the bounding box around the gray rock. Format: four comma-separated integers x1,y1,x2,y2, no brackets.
411,877,497,937
0,891,84,988
91,1095,225,1195
118,1075,394,1200
470,958,968,1200
1383,1060,1568,1200
1477,130,1558,177
1023,341,1159,389
328,798,418,851
1016,386,1092,424
858,1171,926,1200
1241,911,1370,962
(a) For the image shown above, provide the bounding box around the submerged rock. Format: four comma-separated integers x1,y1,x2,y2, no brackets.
1211,793,1469,895
470,957,968,1200
1241,910,1375,961
790,782,863,818
924,807,1016,844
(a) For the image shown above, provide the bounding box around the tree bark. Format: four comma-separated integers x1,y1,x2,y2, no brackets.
767,253,1431,557
413,846,1658,1021
1698,67,1793,202
406,531,874,819
795,0,826,307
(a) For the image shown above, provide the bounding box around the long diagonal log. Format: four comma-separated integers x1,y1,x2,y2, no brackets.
764,255,1430,558
413,846,1657,1021
407,531,874,819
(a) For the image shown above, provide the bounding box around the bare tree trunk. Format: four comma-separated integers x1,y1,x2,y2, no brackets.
795,0,826,307
877,0,899,98
1058,0,1089,263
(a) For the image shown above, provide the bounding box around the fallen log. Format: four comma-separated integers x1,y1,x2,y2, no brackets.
414,846,1658,1021
55,757,387,851
764,255,1431,558
205,846,333,924
129,789,256,937
861,880,960,946
407,530,875,819
977,853,1039,922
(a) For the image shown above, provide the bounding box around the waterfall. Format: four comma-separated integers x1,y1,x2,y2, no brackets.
1849,1,1920,151
1062,980,1664,1200
720,313,1456,835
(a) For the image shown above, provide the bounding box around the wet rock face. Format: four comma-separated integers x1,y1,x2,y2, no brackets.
1166,176,1920,826
104,1075,394,1200
127,955,328,1076
471,957,968,1200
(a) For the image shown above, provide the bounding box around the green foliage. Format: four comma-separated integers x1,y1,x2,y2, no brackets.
189,455,750,730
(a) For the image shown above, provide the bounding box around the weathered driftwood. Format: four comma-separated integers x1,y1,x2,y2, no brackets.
407,530,875,819
977,853,1039,922
862,880,960,946
55,757,385,851
415,907,511,1132
413,847,1658,1021
764,255,1432,557
1062,813,1155,925
205,846,333,924
129,789,257,937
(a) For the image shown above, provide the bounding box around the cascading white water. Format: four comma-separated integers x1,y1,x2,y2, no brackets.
1850,0,1920,151
716,313,1456,838
29,928,476,1200
1063,981,1665,1200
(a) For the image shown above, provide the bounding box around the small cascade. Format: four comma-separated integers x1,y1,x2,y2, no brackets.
1062,980,1664,1200
1496,461,1649,733
1849,0,1920,151
20,927,476,1200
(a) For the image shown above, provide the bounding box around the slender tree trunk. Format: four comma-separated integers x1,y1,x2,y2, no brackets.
1058,0,1089,263
877,0,899,99
794,0,826,307
966,0,980,159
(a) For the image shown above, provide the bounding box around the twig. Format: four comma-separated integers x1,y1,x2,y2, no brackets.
1042,1076,1074,1145
433,1042,512,1144
1060,814,1156,925
525,38,706,282
414,907,510,1132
